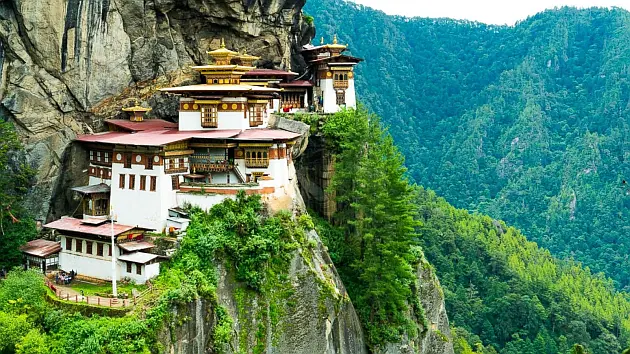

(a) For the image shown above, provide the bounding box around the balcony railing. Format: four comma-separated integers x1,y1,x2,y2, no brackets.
245,159,269,168
190,155,234,173
165,161,190,174
333,80,349,89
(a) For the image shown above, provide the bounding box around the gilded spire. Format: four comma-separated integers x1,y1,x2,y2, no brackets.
220,38,226,48
333,34,338,44
320,37,325,45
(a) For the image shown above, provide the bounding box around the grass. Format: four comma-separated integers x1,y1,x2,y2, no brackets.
69,281,147,297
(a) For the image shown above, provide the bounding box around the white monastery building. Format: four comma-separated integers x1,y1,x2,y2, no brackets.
31,37,362,284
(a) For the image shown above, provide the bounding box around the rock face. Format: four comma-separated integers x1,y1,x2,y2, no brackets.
374,256,454,354
158,229,368,354
0,0,314,221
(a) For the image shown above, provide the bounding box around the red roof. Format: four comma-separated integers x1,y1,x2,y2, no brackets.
105,119,177,132
308,55,363,64
77,129,242,147
243,69,298,77
21,239,62,257
234,129,301,141
279,80,313,88
44,217,139,237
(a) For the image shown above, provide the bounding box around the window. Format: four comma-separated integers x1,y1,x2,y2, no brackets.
104,152,110,163
124,153,132,168
75,239,81,253
140,175,146,191
119,174,125,189
96,151,101,162
201,104,218,128
245,149,269,168
249,104,264,127
126,262,132,273
89,151,94,161
171,176,180,190
136,264,142,275
108,245,112,257
336,91,346,106
150,176,157,191
65,237,72,251
146,156,153,170
86,241,93,255
97,243,103,257
129,174,136,190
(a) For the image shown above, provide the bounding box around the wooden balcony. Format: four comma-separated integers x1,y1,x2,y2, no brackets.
333,80,349,89
245,159,269,168
165,166,189,174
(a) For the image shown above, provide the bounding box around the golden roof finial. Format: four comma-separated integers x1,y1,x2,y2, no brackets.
320,37,325,45
220,38,226,48
333,34,338,44
134,99,140,107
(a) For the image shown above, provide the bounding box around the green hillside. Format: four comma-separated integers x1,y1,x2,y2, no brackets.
312,108,630,353
304,0,630,290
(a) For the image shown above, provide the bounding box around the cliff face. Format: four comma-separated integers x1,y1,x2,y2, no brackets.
0,0,314,221
157,229,368,354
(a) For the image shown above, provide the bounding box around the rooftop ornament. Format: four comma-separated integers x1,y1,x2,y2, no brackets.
122,99,152,122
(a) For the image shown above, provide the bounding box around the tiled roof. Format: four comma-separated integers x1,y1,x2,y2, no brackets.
21,239,61,258
105,119,177,132
71,183,110,195
242,69,298,77
118,241,155,252
279,80,314,87
44,217,138,237
76,129,242,146
161,84,280,93
234,129,301,141
118,252,160,264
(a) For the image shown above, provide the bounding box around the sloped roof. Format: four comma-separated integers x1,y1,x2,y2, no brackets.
242,69,298,77
44,217,138,237
118,241,155,252
105,119,177,132
71,183,110,195
118,252,160,264
233,129,301,141
21,239,61,258
76,129,242,147
160,84,280,94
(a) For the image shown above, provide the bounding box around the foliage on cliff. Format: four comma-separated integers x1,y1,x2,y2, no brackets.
305,0,630,290
317,108,423,347
0,193,316,353
0,119,37,269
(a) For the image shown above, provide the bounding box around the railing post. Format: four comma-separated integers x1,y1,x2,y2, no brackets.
98,297,100,306
75,295,78,302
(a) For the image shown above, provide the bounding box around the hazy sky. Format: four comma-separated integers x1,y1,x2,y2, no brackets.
348,0,630,25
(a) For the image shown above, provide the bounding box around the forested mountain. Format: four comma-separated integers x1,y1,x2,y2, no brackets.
311,109,630,354
304,0,630,290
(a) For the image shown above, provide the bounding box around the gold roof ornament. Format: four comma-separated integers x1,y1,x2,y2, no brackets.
122,99,152,112
122,99,151,122
237,49,260,67
207,38,238,65
333,34,338,44
320,37,325,45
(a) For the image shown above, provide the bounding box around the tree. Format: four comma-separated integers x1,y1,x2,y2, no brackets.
0,119,36,269
321,108,420,345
